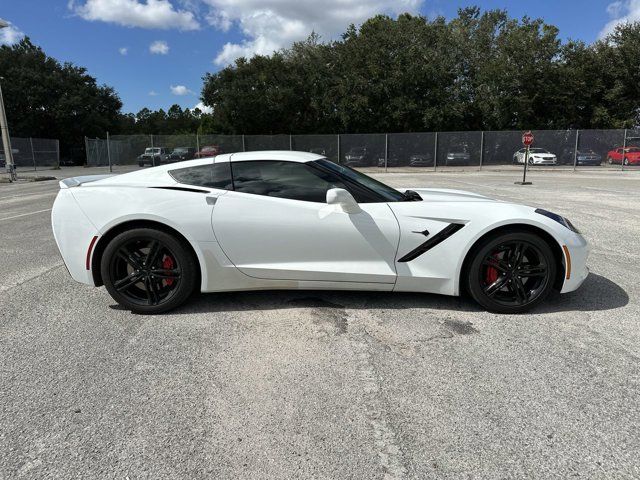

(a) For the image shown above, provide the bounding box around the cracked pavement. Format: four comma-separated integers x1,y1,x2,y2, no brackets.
1,167,639,479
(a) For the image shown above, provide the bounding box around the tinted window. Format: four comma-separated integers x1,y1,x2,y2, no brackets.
231,160,348,203
169,162,233,190
312,159,406,202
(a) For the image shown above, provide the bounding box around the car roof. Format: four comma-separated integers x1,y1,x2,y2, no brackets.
214,150,325,163
89,151,327,187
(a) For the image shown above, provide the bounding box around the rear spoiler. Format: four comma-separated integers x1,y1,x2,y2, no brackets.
59,174,115,189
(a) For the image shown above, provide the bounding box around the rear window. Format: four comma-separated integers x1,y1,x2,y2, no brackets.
169,163,233,190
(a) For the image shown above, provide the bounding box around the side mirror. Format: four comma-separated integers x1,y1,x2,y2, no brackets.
326,188,361,214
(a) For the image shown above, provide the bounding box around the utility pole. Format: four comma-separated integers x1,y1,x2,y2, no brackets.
0,21,16,181
0,77,16,181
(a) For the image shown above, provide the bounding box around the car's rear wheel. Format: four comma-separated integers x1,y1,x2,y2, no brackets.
623,157,630,166
101,228,197,314
607,156,613,164
466,231,557,314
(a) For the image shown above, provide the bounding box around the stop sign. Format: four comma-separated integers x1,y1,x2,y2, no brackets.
522,131,534,147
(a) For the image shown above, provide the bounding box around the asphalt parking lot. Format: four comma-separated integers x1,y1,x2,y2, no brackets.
1,167,639,479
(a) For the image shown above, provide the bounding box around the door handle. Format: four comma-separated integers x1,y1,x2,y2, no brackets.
206,196,218,206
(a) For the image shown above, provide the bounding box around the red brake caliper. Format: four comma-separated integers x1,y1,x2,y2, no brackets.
486,253,499,284
162,255,175,286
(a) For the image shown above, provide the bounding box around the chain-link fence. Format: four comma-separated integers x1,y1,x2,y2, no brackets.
85,129,640,172
0,137,59,170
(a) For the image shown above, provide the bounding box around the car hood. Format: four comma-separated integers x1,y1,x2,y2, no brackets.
397,188,494,203
388,188,547,232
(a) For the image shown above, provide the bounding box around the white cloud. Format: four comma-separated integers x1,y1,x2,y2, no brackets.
0,19,25,46
149,90,158,96
149,40,169,54
170,84,193,95
600,0,640,38
193,101,213,114
203,0,424,65
69,0,199,30
119,46,128,55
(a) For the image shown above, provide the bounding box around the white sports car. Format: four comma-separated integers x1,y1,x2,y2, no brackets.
513,148,558,165
52,151,589,314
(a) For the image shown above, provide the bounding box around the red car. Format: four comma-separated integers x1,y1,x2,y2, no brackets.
194,145,222,158
607,146,640,165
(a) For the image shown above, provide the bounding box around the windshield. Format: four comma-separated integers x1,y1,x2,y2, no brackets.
529,148,549,153
145,148,160,154
313,159,406,202
173,148,188,153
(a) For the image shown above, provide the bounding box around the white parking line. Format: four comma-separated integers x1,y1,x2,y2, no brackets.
0,208,52,222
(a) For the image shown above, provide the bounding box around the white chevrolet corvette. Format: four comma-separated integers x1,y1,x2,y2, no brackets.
52,151,589,314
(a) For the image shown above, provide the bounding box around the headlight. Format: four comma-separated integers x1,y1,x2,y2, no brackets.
535,209,580,234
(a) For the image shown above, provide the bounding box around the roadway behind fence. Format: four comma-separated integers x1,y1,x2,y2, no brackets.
85,129,640,172
1,137,60,170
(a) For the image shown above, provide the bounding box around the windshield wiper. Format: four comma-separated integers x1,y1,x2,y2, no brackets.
403,190,423,201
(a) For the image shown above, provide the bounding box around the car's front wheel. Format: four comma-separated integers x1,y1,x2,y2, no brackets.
101,228,197,314
466,231,557,314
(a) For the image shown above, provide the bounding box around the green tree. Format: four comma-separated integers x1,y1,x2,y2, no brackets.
0,38,122,156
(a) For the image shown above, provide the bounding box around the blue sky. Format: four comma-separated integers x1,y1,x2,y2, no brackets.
0,0,634,114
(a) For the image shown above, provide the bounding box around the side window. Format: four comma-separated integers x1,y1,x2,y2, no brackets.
169,162,233,190
231,161,347,203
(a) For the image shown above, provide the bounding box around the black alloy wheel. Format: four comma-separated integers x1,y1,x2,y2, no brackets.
101,228,197,314
466,231,557,313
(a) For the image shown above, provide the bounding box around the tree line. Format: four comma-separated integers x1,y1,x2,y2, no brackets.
1,6,639,159
202,7,640,134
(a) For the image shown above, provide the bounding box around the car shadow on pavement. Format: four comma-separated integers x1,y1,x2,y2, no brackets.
164,272,627,316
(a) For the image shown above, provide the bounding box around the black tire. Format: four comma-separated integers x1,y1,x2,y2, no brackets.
528,157,534,165
138,162,144,167
607,156,613,164
623,157,629,166
465,230,557,314
101,228,197,314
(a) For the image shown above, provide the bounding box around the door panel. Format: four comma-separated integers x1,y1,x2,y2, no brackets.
212,192,400,283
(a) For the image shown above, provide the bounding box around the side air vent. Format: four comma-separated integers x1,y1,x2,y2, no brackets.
150,186,209,194
398,223,465,262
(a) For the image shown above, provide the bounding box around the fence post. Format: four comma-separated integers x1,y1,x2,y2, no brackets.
150,134,155,167
55,139,60,169
337,134,341,165
242,134,246,152
433,132,438,171
479,131,484,171
621,129,627,172
84,136,89,166
30,137,36,171
384,133,388,172
573,130,579,171
196,133,200,155
289,134,293,151
106,131,112,173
